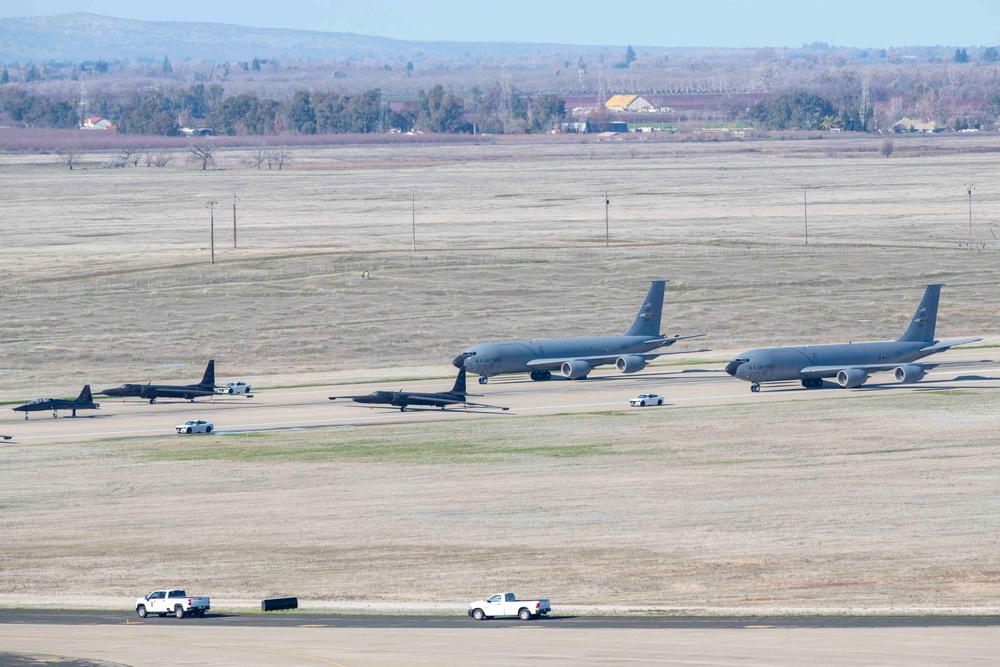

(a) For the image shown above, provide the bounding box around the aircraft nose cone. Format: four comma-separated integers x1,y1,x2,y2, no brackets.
97,387,119,396
452,353,470,369
724,360,741,377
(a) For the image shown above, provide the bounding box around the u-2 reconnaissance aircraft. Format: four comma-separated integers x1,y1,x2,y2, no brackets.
99,360,218,404
453,280,706,384
12,385,100,419
329,368,508,412
726,284,984,392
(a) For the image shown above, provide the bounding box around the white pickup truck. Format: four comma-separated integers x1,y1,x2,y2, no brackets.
468,592,551,620
135,589,211,618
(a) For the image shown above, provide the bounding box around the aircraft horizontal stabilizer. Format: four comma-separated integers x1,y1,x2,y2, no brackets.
643,333,707,347
919,337,982,352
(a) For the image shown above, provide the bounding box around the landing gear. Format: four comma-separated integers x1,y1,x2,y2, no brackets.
24,413,28,420
149,398,157,404
478,375,489,385
751,383,761,393
52,411,58,419
400,405,407,412
801,378,823,389
529,371,552,381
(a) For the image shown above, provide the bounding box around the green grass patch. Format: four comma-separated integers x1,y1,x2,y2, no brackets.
136,419,616,464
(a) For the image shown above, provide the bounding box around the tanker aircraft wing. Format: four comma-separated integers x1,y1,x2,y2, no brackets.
525,348,711,371
798,357,992,378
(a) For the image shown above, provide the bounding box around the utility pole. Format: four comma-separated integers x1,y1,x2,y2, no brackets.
232,192,238,248
206,200,217,264
967,184,974,249
605,190,610,247
411,189,416,252
803,185,809,245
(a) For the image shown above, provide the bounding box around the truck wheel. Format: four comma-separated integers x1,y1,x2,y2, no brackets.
175,605,185,619
518,608,532,621
136,605,147,618
472,608,485,621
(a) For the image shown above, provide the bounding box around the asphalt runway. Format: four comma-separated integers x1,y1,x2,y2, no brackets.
2,619,999,667
2,609,1000,629
1,349,997,445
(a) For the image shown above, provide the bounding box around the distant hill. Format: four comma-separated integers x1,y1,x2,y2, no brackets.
0,12,623,63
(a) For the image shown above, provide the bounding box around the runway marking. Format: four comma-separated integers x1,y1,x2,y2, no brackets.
744,625,776,629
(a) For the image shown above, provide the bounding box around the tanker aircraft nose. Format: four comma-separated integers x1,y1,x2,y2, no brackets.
725,357,749,377
452,351,473,368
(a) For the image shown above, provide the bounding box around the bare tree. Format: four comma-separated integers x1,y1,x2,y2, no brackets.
56,146,83,170
118,145,141,167
241,145,268,170
188,144,216,170
153,152,173,167
880,137,894,158
267,149,291,170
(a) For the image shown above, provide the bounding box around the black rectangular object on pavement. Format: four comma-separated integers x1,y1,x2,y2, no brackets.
262,597,298,611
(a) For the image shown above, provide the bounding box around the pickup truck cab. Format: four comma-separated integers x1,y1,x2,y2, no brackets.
135,589,210,618
468,592,551,620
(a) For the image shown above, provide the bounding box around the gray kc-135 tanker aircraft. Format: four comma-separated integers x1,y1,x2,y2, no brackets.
726,284,985,392
453,280,706,384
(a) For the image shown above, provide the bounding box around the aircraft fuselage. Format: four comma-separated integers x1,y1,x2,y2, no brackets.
459,335,669,377
727,340,937,384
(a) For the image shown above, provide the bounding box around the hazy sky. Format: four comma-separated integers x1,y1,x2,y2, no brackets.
4,0,1000,48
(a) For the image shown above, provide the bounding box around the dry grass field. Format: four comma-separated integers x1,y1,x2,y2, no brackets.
1,133,999,612
2,390,999,611
1,133,999,396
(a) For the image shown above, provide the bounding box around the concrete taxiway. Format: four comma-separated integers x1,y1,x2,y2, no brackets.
1,349,996,446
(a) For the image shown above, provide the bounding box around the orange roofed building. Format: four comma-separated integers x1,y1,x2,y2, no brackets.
604,95,655,112
81,117,117,130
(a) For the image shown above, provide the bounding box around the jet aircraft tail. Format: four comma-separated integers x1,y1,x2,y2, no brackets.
450,368,467,395
622,280,666,337
77,385,92,403
200,360,216,388
896,285,940,343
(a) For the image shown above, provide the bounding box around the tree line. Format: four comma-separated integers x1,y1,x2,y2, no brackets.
0,81,568,136
2,81,995,137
